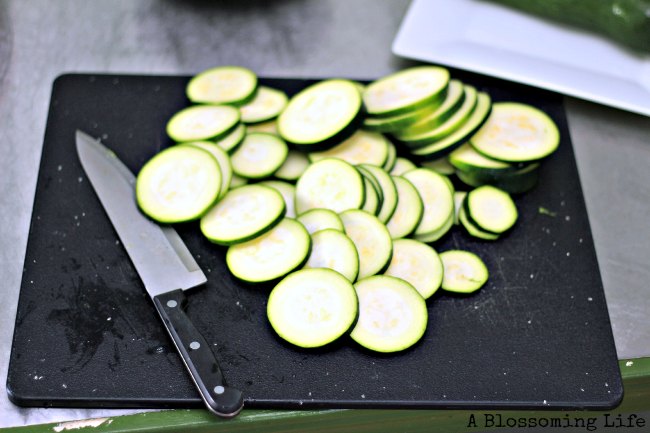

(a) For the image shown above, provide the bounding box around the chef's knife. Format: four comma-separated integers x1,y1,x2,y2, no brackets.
75,130,244,418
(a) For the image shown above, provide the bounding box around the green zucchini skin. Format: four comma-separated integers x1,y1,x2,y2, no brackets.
486,0,650,53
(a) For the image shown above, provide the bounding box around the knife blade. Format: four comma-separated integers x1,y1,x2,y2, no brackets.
75,130,243,418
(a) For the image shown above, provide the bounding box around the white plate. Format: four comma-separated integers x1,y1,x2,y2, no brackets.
392,0,650,117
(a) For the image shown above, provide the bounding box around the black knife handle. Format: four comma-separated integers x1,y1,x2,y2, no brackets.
153,289,244,418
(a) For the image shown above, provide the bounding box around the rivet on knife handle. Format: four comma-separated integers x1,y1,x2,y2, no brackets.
153,290,244,418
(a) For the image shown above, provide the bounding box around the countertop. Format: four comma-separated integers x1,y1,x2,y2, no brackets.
1,0,649,430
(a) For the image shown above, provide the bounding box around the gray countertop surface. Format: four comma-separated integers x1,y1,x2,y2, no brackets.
0,0,648,429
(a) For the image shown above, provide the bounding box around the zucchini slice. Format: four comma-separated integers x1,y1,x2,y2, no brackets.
340,209,393,280
136,145,221,224
467,185,518,234
458,204,500,241
439,250,489,293
389,157,417,176
413,211,454,243
362,103,437,133
385,176,423,239
239,86,288,124
226,218,311,283
456,162,540,194
246,120,278,135
229,174,248,189
411,92,492,161
393,79,466,137
449,142,515,174
297,208,344,234
214,122,246,153
200,184,285,245
453,191,467,225
230,132,288,179
267,268,358,348
184,141,232,200
361,176,380,216
383,140,397,172
363,66,450,117
383,239,443,299
273,150,310,181
295,158,365,214
166,105,240,143
395,85,477,147
309,130,390,168
303,229,360,282
420,157,455,176
186,66,258,105
470,102,560,162
350,276,428,353
259,180,296,218
402,168,454,237
278,79,362,149
358,164,398,223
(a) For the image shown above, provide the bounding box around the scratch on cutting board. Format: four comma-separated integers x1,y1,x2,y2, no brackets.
52,418,112,432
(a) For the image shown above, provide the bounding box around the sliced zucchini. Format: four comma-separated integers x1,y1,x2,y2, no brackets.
395,85,478,147
259,180,296,218
362,103,436,133
136,145,222,224
383,239,443,299
385,176,423,239
239,86,288,124
214,122,246,153
246,120,278,135
402,168,454,237
166,105,240,143
350,276,427,353
303,229,359,282
186,66,258,105
273,150,310,181
470,102,560,162
453,191,467,225
229,173,248,189
357,164,398,224
467,185,518,234
184,141,232,200
413,211,454,243
358,166,384,207
340,209,393,280
383,140,397,172
230,132,288,179
226,218,310,283
361,176,380,216
420,157,455,176
296,208,344,234
363,66,449,117
295,158,364,214
389,157,417,176
458,204,500,241
439,250,489,293
455,162,540,194
267,268,358,348
200,184,285,245
393,79,465,137
278,79,362,150
411,92,492,161
449,142,517,176
308,130,389,168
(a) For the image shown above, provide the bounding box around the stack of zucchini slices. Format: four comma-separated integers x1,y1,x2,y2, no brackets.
134,65,560,353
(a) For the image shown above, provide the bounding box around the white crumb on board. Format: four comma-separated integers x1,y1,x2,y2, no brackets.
626,361,634,367
53,418,112,432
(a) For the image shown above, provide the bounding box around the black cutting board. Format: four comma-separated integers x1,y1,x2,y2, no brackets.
7,73,622,410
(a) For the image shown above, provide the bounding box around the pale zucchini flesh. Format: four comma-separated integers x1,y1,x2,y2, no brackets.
467,185,518,234
226,218,311,283
439,250,489,293
402,169,454,236
186,66,258,105
340,209,393,280
166,105,240,143
267,268,358,348
303,229,359,282
383,239,443,299
351,275,428,353
239,85,288,124
297,208,344,234
295,159,365,214
136,145,221,224
309,130,389,168
385,176,423,239
230,132,289,179
184,141,232,200
259,180,297,218
200,184,285,245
